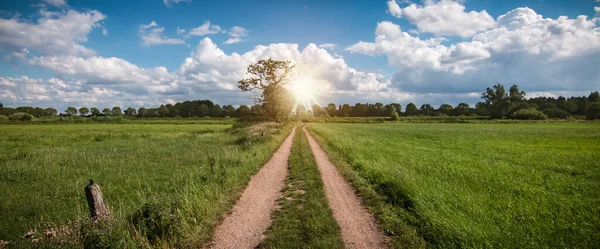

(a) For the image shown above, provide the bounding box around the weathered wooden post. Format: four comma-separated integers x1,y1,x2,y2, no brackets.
84,180,110,220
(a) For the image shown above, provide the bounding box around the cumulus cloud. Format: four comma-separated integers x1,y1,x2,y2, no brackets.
318,43,337,49
14,37,387,108
42,0,68,8
224,26,249,44
189,21,222,36
387,0,496,37
0,9,106,56
163,0,190,8
138,21,185,46
348,7,600,94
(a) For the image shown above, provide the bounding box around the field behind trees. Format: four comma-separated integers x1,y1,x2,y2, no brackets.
0,122,292,247
308,123,600,248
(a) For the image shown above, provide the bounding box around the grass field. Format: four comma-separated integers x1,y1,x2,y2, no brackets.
260,125,343,248
307,123,600,248
0,122,291,247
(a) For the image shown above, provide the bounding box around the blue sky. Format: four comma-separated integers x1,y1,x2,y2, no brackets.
1,0,599,110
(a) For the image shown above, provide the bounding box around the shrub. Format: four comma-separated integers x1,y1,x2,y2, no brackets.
0,115,7,120
390,110,400,121
510,108,547,120
8,112,34,121
543,108,570,119
130,201,182,244
586,102,600,120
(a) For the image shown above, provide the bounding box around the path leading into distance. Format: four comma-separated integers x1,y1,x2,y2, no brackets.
206,127,296,249
303,125,387,249
207,125,386,248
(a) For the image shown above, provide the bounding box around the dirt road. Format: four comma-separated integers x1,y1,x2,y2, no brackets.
303,126,387,249
206,127,296,249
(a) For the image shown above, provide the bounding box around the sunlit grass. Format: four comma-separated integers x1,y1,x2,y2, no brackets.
0,123,291,247
308,123,600,248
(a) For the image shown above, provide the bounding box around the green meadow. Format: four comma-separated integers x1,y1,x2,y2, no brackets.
0,122,291,247
308,123,600,248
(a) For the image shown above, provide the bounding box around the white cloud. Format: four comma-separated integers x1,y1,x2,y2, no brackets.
388,0,496,37
42,0,68,7
348,7,600,94
318,43,337,49
223,26,249,44
189,21,222,36
163,0,190,8
0,9,106,56
102,27,108,36
138,21,185,46
177,27,186,35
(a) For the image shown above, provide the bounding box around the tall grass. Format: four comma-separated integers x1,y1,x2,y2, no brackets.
0,122,292,247
308,123,600,248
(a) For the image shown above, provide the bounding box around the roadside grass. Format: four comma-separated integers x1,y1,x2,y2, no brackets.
307,123,600,249
259,125,344,249
0,122,292,248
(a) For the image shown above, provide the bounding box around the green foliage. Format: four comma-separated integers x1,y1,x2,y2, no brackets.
0,115,7,120
586,102,600,120
390,108,400,121
510,108,547,120
130,201,182,244
238,59,295,122
78,107,89,116
65,106,78,116
79,219,136,249
8,112,34,121
543,108,570,119
0,122,292,247
111,106,122,116
308,123,600,248
405,103,418,116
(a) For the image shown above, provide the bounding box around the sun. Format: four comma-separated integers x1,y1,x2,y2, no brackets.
290,76,316,107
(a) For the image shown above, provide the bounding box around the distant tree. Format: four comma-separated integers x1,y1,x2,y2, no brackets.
102,108,111,116
326,103,336,117
111,106,122,116
481,83,511,118
296,105,307,117
251,104,263,116
198,104,209,117
137,107,147,117
340,104,352,117
312,104,324,117
65,106,77,116
420,104,435,116
474,102,488,116
351,103,368,117
589,91,600,102
586,102,600,120
390,103,402,115
454,103,470,116
238,59,295,122
405,103,418,116
223,105,236,117
79,107,89,116
212,104,223,117
125,107,137,116
90,107,100,116
389,107,400,121
0,103,3,109
158,105,169,117
237,105,250,117
44,107,58,116
437,104,454,116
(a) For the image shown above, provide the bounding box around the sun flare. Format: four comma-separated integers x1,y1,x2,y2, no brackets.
290,76,316,108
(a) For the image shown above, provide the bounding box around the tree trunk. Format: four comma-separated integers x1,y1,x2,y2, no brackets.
84,180,110,220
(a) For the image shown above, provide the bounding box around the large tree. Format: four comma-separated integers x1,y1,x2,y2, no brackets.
65,106,77,116
238,59,294,122
482,83,527,118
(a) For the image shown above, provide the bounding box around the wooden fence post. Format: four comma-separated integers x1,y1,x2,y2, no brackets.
84,180,110,220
